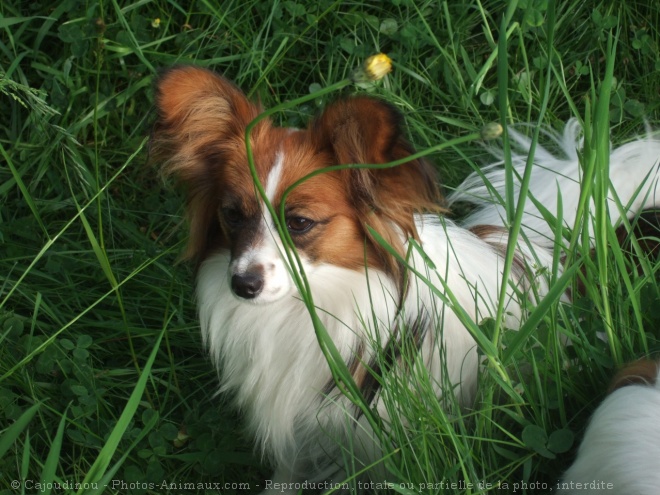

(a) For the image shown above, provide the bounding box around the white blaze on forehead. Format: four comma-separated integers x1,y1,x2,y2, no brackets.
260,150,285,238
258,150,285,245
265,151,284,203
228,149,319,303
228,150,293,303
233,150,285,274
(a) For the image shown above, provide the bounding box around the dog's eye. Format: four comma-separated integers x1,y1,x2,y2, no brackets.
286,216,314,234
222,208,243,228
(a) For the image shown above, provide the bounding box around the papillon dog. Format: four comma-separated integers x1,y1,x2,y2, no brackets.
150,65,660,492
559,360,660,494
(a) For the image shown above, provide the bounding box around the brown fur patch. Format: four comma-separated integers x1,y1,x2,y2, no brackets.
609,359,659,393
310,97,446,281
616,209,660,258
151,66,266,260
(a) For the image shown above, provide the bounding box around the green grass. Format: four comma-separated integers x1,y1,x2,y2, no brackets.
2,0,660,494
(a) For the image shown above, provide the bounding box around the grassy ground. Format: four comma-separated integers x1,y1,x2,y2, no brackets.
1,0,660,494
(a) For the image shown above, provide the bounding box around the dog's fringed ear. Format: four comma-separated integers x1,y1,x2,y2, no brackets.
152,66,260,178
311,97,444,275
311,97,442,218
150,66,261,260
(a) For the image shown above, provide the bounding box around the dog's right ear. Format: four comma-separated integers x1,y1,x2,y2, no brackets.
150,66,261,260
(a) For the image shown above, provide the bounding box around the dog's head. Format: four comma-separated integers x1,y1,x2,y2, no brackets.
150,66,442,303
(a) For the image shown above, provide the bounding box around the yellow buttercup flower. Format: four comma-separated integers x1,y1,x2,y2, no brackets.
364,53,393,80
480,122,504,140
351,53,393,83
151,18,161,28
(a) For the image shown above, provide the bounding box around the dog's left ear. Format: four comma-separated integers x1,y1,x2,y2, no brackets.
311,97,443,277
311,97,442,231
311,97,409,164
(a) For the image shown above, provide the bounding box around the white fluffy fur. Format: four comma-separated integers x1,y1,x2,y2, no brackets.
199,217,555,489
449,119,660,248
558,367,660,494
196,120,660,491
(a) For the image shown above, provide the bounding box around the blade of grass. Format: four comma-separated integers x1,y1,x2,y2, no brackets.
591,29,620,362
492,0,556,348
81,410,159,495
2,143,48,236
77,327,165,491
0,403,41,458
0,138,147,310
40,405,70,495
502,263,580,364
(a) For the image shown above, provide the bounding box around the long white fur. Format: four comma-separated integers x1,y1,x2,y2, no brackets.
449,119,660,248
199,217,555,489
197,120,660,492
557,366,660,494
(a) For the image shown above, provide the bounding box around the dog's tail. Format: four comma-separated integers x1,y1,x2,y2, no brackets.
448,119,660,249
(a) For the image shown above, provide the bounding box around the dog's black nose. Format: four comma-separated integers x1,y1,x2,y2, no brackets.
231,272,264,299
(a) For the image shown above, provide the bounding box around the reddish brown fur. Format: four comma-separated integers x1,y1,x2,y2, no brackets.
151,66,266,259
151,66,444,279
608,359,659,393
